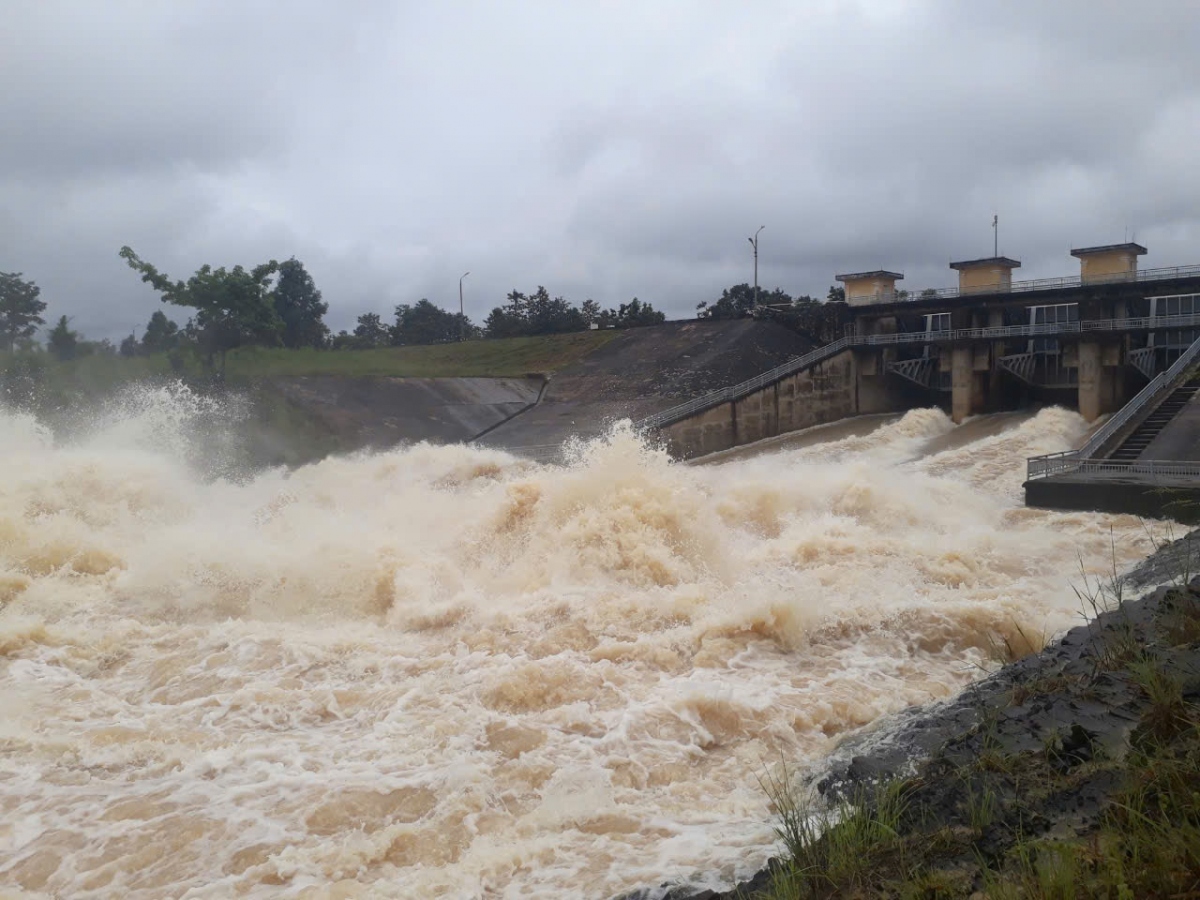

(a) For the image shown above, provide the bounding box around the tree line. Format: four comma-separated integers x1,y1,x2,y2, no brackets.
1,254,671,378
2,247,863,374
697,283,855,344
341,288,667,349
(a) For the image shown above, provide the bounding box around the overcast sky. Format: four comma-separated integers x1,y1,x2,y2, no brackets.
4,0,1199,339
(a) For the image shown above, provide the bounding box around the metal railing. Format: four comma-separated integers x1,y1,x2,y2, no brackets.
637,336,855,429
851,312,1200,342
850,263,1200,306
1027,457,1200,482
1026,332,1200,480
639,312,1200,432
1079,332,1200,458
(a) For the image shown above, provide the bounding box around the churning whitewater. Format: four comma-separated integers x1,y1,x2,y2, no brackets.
0,392,1158,898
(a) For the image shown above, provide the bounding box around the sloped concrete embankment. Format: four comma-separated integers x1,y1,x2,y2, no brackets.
248,375,543,466
477,319,817,453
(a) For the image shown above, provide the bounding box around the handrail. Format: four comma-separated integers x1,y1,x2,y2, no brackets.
1027,458,1200,482
638,312,1200,432
849,262,1200,306
1079,335,1200,458
1026,332,1200,480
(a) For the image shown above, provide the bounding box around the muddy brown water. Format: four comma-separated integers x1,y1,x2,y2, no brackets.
0,391,1157,898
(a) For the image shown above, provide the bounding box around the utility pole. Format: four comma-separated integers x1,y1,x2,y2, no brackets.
748,225,764,310
459,271,470,341
992,214,998,257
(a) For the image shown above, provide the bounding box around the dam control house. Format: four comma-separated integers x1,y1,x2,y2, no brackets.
841,242,1200,426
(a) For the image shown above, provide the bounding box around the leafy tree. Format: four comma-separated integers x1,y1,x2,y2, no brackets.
777,295,854,344
330,329,357,350
483,299,527,339
141,310,180,354
392,299,476,345
119,247,282,376
484,287,588,338
272,258,329,349
47,315,79,360
526,287,586,335
119,333,139,357
0,272,47,352
600,297,667,328
919,288,939,300
827,285,846,303
580,299,602,326
352,312,390,348
698,284,791,319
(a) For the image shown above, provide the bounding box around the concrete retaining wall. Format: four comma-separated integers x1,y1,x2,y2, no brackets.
1025,477,1200,523
660,349,913,458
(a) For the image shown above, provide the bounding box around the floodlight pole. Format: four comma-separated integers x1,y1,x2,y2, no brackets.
748,225,765,309
459,271,470,341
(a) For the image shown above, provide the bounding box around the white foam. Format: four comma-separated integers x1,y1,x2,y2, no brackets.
0,397,1157,898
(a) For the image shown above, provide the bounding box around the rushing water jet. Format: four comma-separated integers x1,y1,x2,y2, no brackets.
0,393,1156,898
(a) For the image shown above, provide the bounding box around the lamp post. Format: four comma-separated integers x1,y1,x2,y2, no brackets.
459,271,470,341
748,226,764,310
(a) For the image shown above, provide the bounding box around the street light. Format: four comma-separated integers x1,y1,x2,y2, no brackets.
748,226,764,310
459,271,470,341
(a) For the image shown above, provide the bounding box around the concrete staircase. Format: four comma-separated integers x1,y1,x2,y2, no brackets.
1108,382,1200,462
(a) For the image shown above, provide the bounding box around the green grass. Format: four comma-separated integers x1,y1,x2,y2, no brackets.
2,331,620,410
221,331,620,380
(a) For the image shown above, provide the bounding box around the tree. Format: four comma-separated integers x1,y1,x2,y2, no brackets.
0,272,47,352
484,287,588,338
352,312,390,348
580,299,602,326
47,315,79,360
602,297,666,328
119,333,139,357
272,258,329,349
526,287,586,335
698,284,790,319
119,247,282,376
827,285,846,303
392,299,475,345
776,295,854,344
141,310,180,354
483,295,528,339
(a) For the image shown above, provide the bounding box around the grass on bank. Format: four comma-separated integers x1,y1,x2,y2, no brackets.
220,331,620,380
1,330,622,406
750,536,1200,900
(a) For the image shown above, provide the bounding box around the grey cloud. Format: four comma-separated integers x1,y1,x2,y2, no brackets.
3,0,1200,337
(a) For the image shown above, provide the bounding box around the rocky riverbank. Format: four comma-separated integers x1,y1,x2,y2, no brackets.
624,530,1200,899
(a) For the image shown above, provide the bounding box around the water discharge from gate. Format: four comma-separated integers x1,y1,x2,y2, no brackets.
0,390,1159,898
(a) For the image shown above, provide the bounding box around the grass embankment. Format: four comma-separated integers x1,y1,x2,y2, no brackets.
223,330,620,380
3,330,621,404
746,545,1200,899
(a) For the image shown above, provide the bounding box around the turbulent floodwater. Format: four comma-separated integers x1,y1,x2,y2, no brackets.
0,391,1159,899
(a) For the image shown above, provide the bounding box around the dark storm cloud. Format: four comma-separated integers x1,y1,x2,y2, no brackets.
3,0,1199,338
